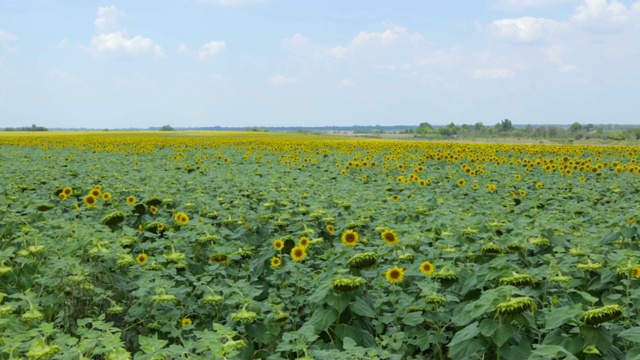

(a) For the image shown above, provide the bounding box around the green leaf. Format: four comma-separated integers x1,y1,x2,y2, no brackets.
308,306,338,331
449,322,480,348
600,231,621,245
530,345,578,360
544,304,583,330
494,323,515,347
479,319,499,337
350,296,376,318
401,312,424,326
335,324,374,347
619,327,640,343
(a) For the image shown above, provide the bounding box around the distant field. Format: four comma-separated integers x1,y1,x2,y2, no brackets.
1,131,640,359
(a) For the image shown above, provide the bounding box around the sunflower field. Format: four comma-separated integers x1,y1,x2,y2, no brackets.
2,131,640,359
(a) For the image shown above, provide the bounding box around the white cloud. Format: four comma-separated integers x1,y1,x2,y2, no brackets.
571,0,635,28
196,0,265,5
327,46,347,59
95,6,123,33
199,41,226,59
269,75,299,85
489,16,561,42
338,79,355,87
87,6,163,58
492,0,579,11
89,31,163,57
472,68,515,79
0,29,17,42
282,33,310,50
177,44,189,54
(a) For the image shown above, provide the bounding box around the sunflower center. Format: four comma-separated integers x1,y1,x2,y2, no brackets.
345,234,355,243
384,233,395,242
390,270,400,279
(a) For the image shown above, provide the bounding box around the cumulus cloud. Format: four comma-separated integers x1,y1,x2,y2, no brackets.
89,31,163,57
491,0,579,11
269,75,299,85
327,23,408,58
489,16,561,42
87,6,163,58
199,41,226,59
94,5,123,33
282,33,310,50
0,29,17,42
472,68,515,79
571,0,636,28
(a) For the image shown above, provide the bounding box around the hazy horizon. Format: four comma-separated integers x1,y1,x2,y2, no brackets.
1,0,639,129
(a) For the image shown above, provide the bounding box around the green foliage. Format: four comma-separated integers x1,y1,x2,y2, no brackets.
1,133,640,358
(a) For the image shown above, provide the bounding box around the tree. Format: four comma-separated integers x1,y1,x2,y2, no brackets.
497,119,513,132
569,122,582,133
159,125,175,131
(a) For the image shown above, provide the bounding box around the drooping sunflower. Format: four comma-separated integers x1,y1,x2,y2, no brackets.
290,246,307,262
126,196,137,205
270,257,282,267
341,230,359,247
385,266,405,284
326,225,336,235
102,192,112,201
299,236,310,249
381,230,399,246
457,178,466,186
419,261,435,275
136,253,148,266
273,239,284,251
84,195,97,208
181,317,193,327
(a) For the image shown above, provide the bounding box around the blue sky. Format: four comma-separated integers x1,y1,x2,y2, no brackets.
1,0,639,129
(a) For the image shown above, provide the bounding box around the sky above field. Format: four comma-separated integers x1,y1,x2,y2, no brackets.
1,0,640,129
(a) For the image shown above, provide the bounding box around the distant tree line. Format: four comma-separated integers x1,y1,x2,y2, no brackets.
404,120,640,141
3,124,48,132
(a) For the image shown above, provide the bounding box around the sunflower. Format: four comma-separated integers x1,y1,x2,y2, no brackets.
341,230,359,247
390,195,400,201
519,190,527,196
102,192,112,201
58,192,68,201
270,257,282,267
181,317,193,327
299,236,310,249
90,188,102,197
126,196,137,205
535,182,543,189
632,266,640,278
136,253,148,266
84,195,97,207
72,204,80,211
381,230,399,246
419,261,435,275
175,212,189,225
150,205,158,215
290,246,307,262
457,178,466,186
273,239,284,251
326,225,336,235
385,266,405,284
514,174,521,181
63,186,73,196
